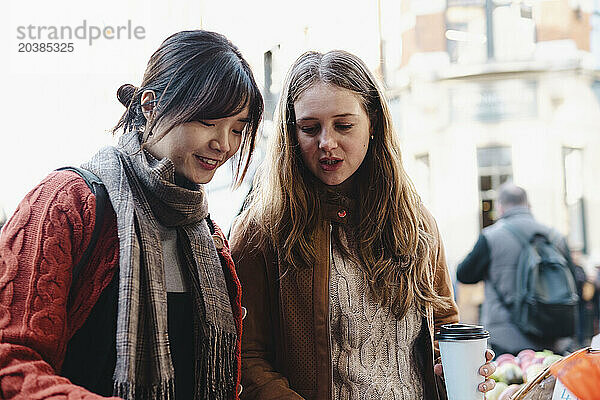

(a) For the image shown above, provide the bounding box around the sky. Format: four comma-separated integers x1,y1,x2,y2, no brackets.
1,0,385,229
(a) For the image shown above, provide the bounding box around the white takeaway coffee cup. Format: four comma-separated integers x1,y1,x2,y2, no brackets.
435,323,490,400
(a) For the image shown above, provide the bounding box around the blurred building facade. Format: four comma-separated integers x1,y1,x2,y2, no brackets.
390,0,600,323
206,1,600,292
202,0,600,327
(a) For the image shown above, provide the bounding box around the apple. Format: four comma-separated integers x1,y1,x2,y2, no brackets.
525,363,545,382
542,354,563,368
487,381,508,400
516,349,535,367
535,350,553,359
491,361,518,382
495,353,517,367
520,356,543,372
517,349,535,360
493,362,524,385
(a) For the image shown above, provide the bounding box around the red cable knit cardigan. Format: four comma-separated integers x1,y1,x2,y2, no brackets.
0,171,243,400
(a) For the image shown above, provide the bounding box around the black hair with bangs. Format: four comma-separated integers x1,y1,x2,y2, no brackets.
113,30,264,185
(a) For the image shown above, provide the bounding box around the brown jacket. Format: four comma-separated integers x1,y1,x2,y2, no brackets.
230,198,459,400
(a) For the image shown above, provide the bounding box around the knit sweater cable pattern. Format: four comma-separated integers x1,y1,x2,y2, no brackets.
330,234,423,400
0,171,120,399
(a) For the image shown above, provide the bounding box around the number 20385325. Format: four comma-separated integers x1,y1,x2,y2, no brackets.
18,42,74,52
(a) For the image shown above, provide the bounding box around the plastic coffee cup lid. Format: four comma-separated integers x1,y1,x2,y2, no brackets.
435,323,490,341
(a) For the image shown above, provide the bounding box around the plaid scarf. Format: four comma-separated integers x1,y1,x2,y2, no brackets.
83,131,237,400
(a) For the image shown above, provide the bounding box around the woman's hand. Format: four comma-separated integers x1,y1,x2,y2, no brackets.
434,349,497,393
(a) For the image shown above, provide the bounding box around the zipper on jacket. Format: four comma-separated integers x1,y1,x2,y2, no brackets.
327,222,334,396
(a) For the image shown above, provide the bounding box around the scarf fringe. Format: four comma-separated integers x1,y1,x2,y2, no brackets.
113,379,176,400
197,324,237,399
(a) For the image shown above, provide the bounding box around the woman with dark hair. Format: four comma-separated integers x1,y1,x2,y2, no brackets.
230,50,494,400
0,30,263,400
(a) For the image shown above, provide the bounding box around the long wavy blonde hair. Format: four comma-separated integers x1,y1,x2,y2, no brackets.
238,50,452,318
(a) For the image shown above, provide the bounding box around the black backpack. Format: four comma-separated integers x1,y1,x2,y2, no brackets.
56,167,108,292
494,222,579,339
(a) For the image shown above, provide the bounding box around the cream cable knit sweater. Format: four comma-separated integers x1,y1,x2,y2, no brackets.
330,235,424,400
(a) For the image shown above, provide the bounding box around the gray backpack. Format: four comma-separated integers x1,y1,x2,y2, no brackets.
494,223,579,338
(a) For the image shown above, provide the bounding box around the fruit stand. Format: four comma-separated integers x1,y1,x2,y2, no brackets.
488,347,600,400
487,349,561,400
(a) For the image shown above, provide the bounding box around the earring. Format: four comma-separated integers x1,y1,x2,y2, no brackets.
370,134,374,140
141,102,154,114
141,90,157,118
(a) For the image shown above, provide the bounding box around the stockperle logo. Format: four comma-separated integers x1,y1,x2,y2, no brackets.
16,20,146,46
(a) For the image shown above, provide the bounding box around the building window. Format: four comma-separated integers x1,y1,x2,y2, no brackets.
445,4,487,64
477,146,513,228
563,147,587,253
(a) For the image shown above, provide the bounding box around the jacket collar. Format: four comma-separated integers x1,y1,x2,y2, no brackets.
499,205,532,220
314,177,358,225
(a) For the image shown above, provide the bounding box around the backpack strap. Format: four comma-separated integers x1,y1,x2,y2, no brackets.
56,167,108,293
502,221,532,248
544,228,578,284
205,213,216,235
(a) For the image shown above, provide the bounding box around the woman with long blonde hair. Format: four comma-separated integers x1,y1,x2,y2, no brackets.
230,50,495,399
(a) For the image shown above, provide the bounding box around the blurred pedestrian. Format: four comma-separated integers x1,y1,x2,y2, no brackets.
0,30,263,399
457,183,577,355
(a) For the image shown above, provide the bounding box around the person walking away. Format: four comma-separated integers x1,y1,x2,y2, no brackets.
457,183,578,355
